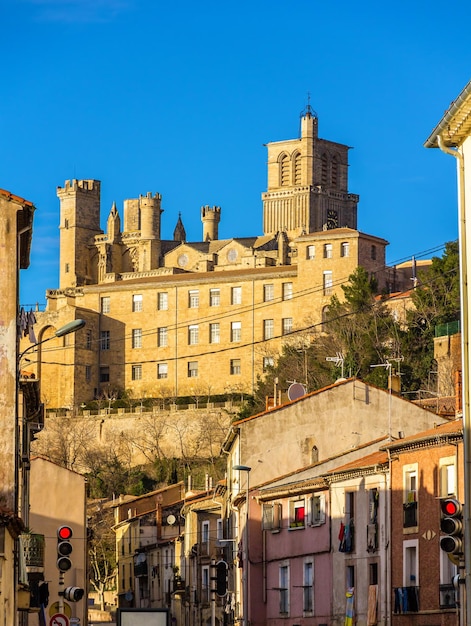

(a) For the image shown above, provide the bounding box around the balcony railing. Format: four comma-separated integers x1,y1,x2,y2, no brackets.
403,502,417,528
393,586,419,613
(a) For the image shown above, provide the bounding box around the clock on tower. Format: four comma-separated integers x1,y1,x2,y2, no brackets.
327,209,338,229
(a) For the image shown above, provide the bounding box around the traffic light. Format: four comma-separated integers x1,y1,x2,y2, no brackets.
216,560,228,597
63,586,84,602
57,525,73,571
440,498,463,555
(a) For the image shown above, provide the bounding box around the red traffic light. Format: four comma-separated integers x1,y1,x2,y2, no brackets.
441,498,462,517
58,526,73,540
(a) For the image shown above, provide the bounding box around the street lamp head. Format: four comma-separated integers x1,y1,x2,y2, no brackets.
233,465,251,472
54,319,86,337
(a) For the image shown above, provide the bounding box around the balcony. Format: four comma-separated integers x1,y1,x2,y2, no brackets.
393,586,419,613
403,502,417,528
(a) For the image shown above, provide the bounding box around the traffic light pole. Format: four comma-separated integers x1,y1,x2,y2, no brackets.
58,571,64,614
211,558,216,626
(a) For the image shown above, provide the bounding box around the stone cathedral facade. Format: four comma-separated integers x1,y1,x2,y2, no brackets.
28,109,411,409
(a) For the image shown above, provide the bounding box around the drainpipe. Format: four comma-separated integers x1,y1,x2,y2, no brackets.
437,135,471,624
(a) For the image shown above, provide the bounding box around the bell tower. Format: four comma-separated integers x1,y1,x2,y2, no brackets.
262,105,358,238
57,179,102,289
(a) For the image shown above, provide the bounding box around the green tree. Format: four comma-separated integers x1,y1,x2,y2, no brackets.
400,241,460,392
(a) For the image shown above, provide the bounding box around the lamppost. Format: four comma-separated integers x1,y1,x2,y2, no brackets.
233,465,251,626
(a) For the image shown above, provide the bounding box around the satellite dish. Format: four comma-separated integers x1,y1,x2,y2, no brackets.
167,514,176,526
287,382,307,401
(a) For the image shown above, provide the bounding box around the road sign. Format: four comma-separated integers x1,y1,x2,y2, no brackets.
50,614,69,626
50,602,71,617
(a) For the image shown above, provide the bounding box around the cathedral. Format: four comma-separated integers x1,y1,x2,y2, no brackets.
30,108,409,408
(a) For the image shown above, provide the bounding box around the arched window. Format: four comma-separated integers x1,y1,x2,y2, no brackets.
322,305,330,331
311,446,319,463
280,154,290,186
321,153,328,185
293,152,302,185
331,155,339,188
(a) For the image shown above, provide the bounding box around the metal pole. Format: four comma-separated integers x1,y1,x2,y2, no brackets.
437,136,471,625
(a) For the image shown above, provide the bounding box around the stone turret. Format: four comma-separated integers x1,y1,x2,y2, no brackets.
201,205,221,242
174,213,186,242
57,179,102,289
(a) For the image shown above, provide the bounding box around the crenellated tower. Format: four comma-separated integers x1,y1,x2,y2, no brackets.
201,205,221,241
262,106,358,238
57,179,102,289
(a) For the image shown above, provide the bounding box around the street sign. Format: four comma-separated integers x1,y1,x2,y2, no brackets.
49,602,71,617
50,614,69,626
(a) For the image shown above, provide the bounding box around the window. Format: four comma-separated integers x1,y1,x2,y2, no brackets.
321,153,328,185
158,327,168,348
341,242,350,257
132,328,142,349
132,294,143,312
217,518,224,541
157,363,168,379
158,292,168,310
85,365,91,382
307,245,315,260
65,263,70,273
264,319,274,340
294,152,302,185
231,321,241,342
331,154,339,187
202,565,210,604
324,243,333,258
339,492,355,552
282,318,293,335
132,365,142,380
188,324,199,345
100,366,109,383
64,218,69,229
310,494,326,526
439,457,456,497
209,288,220,306
264,284,274,302
403,539,418,587
367,488,379,552
201,520,210,544
346,565,355,589
230,359,241,375
322,305,330,330
323,271,333,295
101,296,110,313
210,323,220,344
231,286,242,305
303,560,314,613
263,356,274,371
280,154,290,186
403,465,418,528
290,499,305,528
188,361,198,378
371,245,377,260
188,290,199,308
86,330,92,350
100,330,110,351
282,282,293,300
262,503,281,530
279,563,289,614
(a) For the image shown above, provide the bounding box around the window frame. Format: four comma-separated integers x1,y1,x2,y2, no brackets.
100,330,110,351
306,245,315,260
209,288,220,307
188,324,199,345
132,294,143,312
323,270,333,296
209,322,220,344
289,498,305,529
264,283,275,302
101,296,110,314
132,364,142,381
231,286,242,305
282,282,293,300
188,289,199,308
157,326,168,348
231,321,241,342
157,363,168,379
264,319,274,340
230,359,241,375
132,328,142,349
188,361,198,378
282,317,293,336
158,292,168,311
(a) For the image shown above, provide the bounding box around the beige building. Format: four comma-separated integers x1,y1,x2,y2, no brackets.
0,188,35,624
28,457,87,625
27,110,414,409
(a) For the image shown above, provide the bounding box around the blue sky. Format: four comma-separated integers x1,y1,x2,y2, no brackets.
2,0,469,306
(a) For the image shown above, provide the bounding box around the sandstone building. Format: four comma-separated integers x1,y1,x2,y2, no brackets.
29,107,413,408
